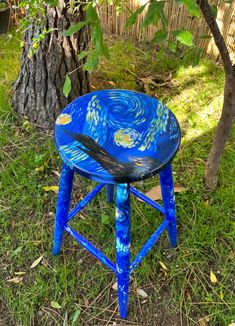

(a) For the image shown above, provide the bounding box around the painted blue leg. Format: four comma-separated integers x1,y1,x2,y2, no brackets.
106,184,114,203
115,183,131,319
53,163,74,256
160,164,177,248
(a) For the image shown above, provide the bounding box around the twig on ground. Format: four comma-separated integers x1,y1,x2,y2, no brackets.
86,299,117,323
84,280,114,311
105,304,118,326
41,307,63,325
75,304,111,323
179,267,192,326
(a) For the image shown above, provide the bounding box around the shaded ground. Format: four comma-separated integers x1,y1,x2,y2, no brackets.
0,32,235,326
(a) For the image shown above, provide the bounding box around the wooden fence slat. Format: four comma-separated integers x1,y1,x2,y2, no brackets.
99,0,235,61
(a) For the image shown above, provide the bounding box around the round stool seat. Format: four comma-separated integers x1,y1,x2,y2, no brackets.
54,89,180,184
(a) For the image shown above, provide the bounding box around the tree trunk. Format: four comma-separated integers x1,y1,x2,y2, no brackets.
205,75,235,189
14,0,90,129
197,0,235,190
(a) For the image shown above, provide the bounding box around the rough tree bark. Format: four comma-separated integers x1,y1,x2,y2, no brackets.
14,0,90,129
197,0,235,190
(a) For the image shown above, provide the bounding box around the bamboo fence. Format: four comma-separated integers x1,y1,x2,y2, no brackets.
99,0,235,62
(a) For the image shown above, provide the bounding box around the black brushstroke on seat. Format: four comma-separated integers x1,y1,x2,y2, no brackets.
64,130,161,181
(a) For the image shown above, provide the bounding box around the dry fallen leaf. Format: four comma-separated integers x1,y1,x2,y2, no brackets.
33,240,42,246
174,185,187,193
138,184,186,202
185,290,192,301
7,276,23,284
35,166,44,173
159,261,168,271
83,296,89,307
15,128,20,137
112,282,118,291
136,288,148,298
210,270,217,284
52,170,61,178
30,255,43,269
108,81,116,86
42,186,59,193
11,220,16,230
199,318,207,326
14,271,26,276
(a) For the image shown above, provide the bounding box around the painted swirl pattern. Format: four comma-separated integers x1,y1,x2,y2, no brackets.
54,89,181,183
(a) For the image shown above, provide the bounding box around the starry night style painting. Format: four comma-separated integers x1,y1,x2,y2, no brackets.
54,89,181,184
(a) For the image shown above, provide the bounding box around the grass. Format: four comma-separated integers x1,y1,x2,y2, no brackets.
0,32,235,326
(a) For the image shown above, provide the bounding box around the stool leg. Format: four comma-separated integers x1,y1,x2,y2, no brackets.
53,163,74,256
115,183,131,319
159,164,177,248
106,184,114,203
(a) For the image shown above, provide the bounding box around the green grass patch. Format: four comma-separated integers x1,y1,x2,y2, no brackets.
0,33,234,325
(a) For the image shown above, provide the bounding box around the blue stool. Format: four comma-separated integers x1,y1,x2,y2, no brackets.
53,89,180,319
